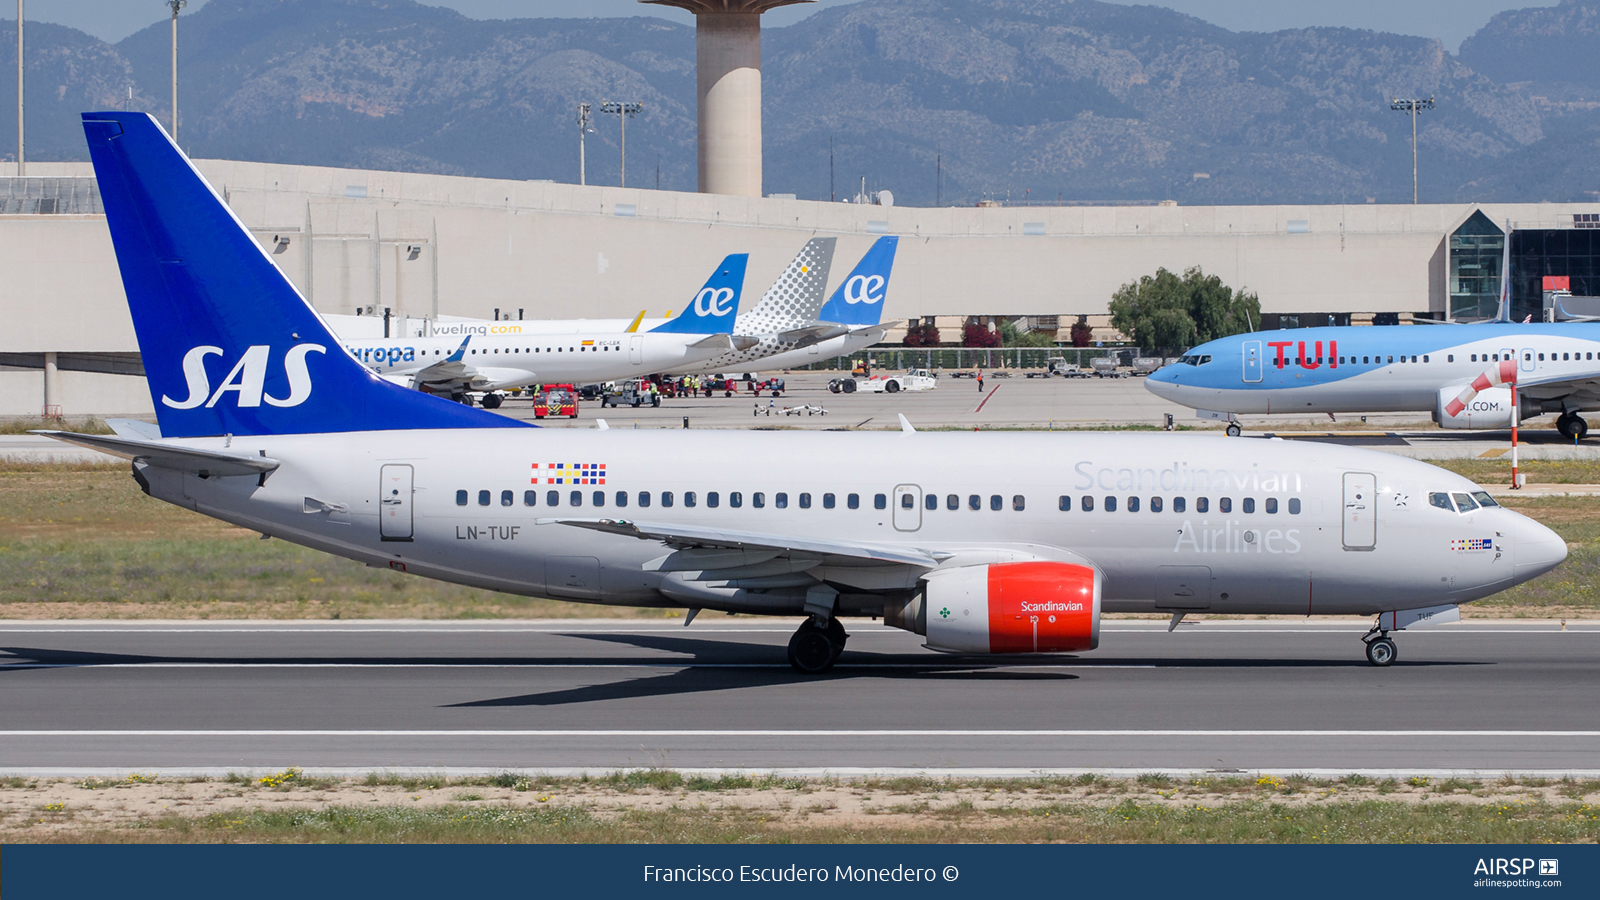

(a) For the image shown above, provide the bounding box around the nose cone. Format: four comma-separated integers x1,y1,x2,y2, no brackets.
1145,365,1179,398
1511,514,1568,584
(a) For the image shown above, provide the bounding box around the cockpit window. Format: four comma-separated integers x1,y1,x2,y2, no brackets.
1428,492,1454,511
1452,492,1480,512
1175,355,1214,366
1472,491,1499,508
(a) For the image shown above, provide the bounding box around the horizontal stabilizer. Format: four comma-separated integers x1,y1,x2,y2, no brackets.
777,324,849,348
34,430,279,477
542,517,940,568
688,334,735,352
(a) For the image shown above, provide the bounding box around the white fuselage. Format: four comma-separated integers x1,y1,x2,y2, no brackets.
139,430,1563,618
680,327,888,376
342,332,726,390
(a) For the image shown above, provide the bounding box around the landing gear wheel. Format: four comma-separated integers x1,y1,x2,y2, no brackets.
481,392,503,410
1225,423,1242,438
823,617,849,664
1558,414,1589,441
787,623,837,674
1365,636,1397,667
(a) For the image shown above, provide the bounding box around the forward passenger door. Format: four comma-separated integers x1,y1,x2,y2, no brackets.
1342,472,1376,551
1242,340,1263,383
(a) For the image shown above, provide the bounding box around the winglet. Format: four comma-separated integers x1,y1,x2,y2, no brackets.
445,336,471,362
625,311,646,333
898,414,915,433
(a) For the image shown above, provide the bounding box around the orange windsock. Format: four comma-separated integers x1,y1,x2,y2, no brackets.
1444,360,1517,417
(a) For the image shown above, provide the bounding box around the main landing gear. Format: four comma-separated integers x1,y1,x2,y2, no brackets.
1557,413,1588,441
1362,626,1397,667
787,616,849,674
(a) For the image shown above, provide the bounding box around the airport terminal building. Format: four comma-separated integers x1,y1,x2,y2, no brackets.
2,160,1599,416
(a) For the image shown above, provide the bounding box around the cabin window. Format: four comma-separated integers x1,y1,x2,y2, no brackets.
1151,496,1164,513
1196,497,1210,513
570,491,582,507
638,491,652,508
925,494,937,511
1288,498,1302,514
778,493,790,509
1363,356,1370,364
823,493,836,509
1104,496,1118,512
478,490,490,507
1564,353,1570,361
1539,353,1545,361
800,493,812,509
1387,356,1393,363
545,490,558,507
1242,497,1255,514
847,493,860,509
615,491,628,508
1126,496,1140,512
524,490,537,506
1059,495,1071,511
969,494,981,511
706,491,719,508
1081,495,1094,512
949,494,961,510
501,490,513,507
730,491,743,508
661,491,673,508
1265,497,1278,514
593,491,605,507
753,492,766,508
1219,497,1233,513
1013,495,1026,511
873,493,885,510
684,491,697,508
989,495,1002,511
1429,492,1454,511
1423,355,1430,363
1448,355,1454,363
456,490,468,506
1173,497,1186,513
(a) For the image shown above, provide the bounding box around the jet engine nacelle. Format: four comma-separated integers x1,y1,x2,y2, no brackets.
911,561,1101,654
1435,385,1515,429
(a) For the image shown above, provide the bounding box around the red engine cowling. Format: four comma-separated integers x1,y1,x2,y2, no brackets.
919,561,1101,654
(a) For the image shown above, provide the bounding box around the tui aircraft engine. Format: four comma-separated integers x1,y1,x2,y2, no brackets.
884,561,1101,653
1434,385,1516,429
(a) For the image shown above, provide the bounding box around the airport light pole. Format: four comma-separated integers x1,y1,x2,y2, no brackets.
576,102,593,186
600,100,642,187
15,0,22,176
168,0,185,143
1390,96,1434,204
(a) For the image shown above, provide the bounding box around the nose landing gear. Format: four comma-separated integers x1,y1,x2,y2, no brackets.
787,617,849,674
1362,628,1397,667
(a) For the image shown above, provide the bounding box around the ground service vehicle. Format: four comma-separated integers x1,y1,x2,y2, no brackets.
534,384,579,418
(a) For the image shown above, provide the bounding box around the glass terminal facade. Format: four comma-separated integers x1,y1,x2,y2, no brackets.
1450,209,1600,322
1448,210,1504,321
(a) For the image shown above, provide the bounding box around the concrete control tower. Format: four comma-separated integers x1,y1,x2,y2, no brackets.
642,0,811,197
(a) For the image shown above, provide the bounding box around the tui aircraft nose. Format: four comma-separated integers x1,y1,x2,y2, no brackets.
1144,365,1180,398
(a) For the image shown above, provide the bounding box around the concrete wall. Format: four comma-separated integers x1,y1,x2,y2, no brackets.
0,369,154,418
3,160,1597,365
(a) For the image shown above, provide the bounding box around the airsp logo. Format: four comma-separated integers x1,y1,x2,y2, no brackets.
694,287,735,318
162,344,326,409
843,274,886,305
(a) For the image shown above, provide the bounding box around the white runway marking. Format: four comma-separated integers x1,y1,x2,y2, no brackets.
0,662,1158,670
0,729,1594,737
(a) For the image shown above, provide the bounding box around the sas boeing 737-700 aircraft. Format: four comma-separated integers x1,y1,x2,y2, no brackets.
1147,323,1600,439
44,112,1567,672
341,256,751,407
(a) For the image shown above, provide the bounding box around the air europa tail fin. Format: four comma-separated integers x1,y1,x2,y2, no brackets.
817,236,897,326
81,112,522,438
650,253,747,334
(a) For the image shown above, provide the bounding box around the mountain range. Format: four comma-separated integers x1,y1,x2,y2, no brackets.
1,0,1598,206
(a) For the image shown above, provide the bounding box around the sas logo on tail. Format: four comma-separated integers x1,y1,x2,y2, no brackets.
162,344,326,409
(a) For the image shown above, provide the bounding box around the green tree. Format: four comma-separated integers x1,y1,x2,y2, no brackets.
1108,266,1259,353
999,318,1056,348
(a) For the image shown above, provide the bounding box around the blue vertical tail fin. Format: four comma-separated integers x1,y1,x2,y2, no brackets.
81,112,522,437
649,254,747,334
817,236,898,326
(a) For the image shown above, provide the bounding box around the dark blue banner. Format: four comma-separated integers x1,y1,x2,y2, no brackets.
3,843,1593,899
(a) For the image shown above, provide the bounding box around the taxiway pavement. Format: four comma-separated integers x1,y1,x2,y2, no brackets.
1,620,1595,775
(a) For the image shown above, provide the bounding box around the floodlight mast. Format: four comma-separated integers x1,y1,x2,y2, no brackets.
640,0,812,197
577,102,593,186
15,0,22,176
1389,96,1435,204
168,0,186,143
599,100,642,187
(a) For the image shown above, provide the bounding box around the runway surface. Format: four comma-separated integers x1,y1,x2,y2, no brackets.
1,619,1596,775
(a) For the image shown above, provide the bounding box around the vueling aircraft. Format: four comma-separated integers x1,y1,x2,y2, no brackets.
1147,323,1600,439
341,256,751,408
48,112,1567,672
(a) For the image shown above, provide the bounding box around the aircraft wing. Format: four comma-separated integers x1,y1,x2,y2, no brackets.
1513,369,1600,406
545,517,943,568
34,430,280,477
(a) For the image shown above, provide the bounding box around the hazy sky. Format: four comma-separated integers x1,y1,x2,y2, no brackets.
17,0,1562,51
